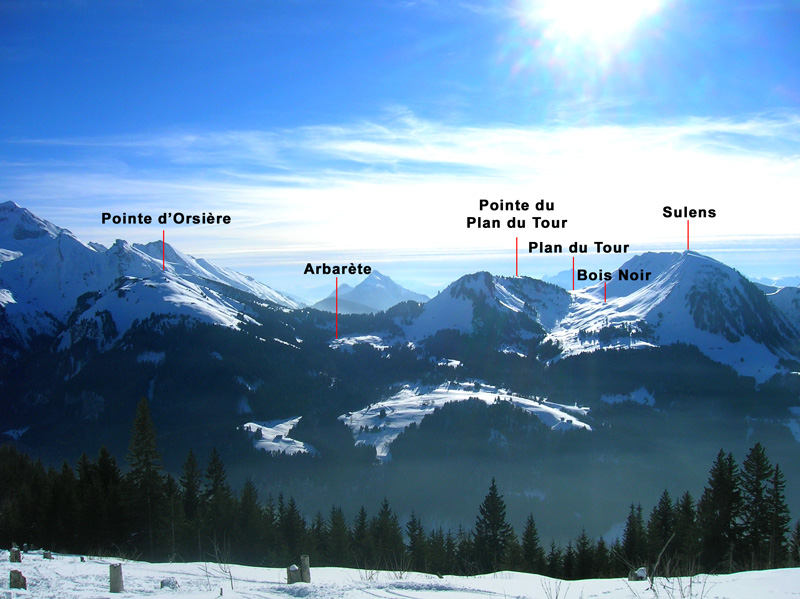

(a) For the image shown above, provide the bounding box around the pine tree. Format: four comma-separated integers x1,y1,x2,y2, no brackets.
789,520,800,566
574,528,595,579
740,442,773,569
370,498,405,571
179,449,202,559
125,397,164,558
203,448,233,544
595,537,611,578
473,478,513,573
697,450,742,572
521,514,546,574
672,491,698,574
546,540,563,579
766,464,791,568
622,503,646,568
562,540,575,580
327,506,351,567
309,511,328,565
180,450,202,523
237,478,263,563
351,506,371,568
406,511,427,572
280,497,306,562
646,490,675,568
95,446,124,547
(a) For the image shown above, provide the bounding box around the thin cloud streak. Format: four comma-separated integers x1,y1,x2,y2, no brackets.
2,112,799,290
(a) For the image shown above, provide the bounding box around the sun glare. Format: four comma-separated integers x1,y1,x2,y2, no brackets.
533,0,662,43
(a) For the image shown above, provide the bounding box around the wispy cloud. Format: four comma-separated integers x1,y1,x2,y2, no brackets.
2,111,799,289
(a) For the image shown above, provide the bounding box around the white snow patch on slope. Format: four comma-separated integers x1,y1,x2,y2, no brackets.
786,407,800,443
339,382,591,461
242,418,317,455
137,351,165,364
3,426,29,440
601,387,655,406
330,335,389,351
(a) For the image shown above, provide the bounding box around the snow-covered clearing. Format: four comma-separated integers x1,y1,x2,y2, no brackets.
339,382,591,461
3,551,800,598
242,418,317,456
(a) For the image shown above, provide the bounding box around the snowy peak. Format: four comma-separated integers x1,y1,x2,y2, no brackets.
551,250,799,381
407,272,571,340
0,201,67,248
344,270,429,312
312,270,428,314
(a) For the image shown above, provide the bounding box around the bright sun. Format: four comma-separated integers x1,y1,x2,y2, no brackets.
533,0,663,43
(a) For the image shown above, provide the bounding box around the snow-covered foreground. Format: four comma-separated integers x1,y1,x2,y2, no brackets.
3,551,800,599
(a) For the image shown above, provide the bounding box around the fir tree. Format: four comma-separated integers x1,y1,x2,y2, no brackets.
546,540,563,579
327,506,351,567
574,528,595,580
203,447,234,543
789,520,800,566
237,478,263,562
280,497,306,562
125,397,164,557
309,511,328,565
595,537,611,578
370,498,405,570
740,442,773,569
697,450,742,572
766,464,791,568
351,505,371,568
672,491,698,574
521,514,546,574
562,540,575,580
646,490,675,568
621,503,646,568
406,511,427,572
473,478,513,573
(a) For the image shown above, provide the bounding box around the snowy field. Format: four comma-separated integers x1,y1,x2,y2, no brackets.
3,550,800,598
339,382,591,461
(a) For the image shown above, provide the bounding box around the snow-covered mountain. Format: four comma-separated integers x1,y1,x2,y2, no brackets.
0,201,300,347
405,271,571,341
547,251,800,381
312,270,428,314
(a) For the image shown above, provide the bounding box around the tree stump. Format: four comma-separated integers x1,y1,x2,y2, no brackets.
110,563,124,593
10,570,27,590
9,548,21,563
300,554,311,583
43,551,52,560
287,564,302,584
160,577,179,589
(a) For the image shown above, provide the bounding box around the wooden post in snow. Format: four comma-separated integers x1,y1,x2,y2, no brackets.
300,554,311,583
110,563,124,593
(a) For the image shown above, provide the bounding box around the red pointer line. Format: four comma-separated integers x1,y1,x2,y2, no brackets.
515,237,518,277
687,220,690,250
162,230,165,270
335,277,338,339
572,256,575,291
604,281,607,303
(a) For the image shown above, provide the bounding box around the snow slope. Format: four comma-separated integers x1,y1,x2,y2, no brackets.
339,381,590,461
3,550,800,599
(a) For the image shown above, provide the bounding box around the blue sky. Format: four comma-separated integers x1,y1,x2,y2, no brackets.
2,0,799,298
